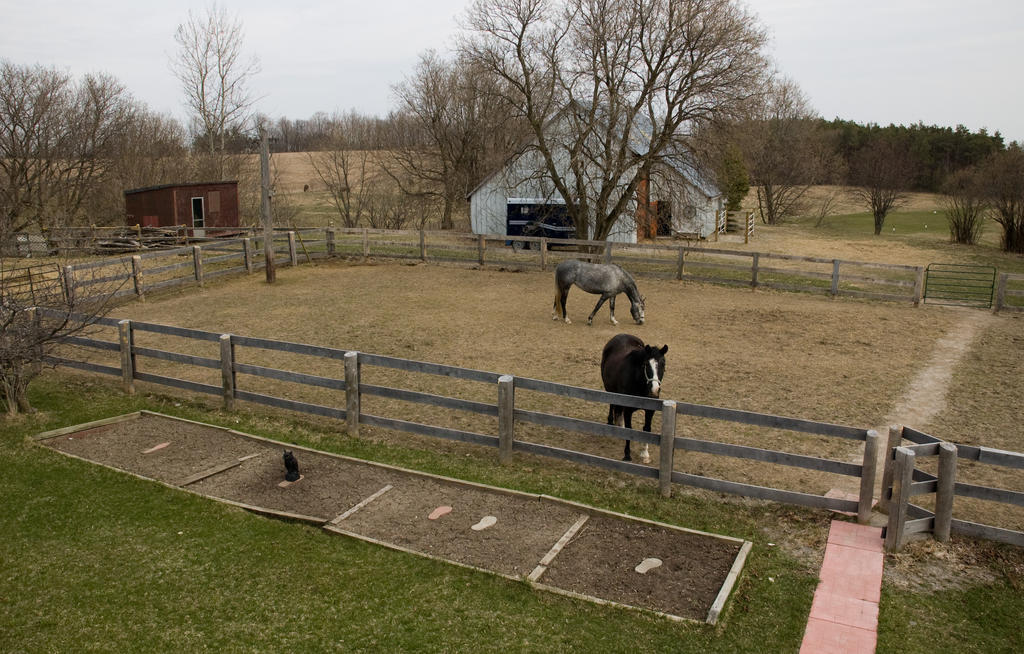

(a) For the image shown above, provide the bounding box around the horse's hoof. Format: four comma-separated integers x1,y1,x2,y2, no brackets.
610,318,619,325
565,318,572,324
640,455,651,465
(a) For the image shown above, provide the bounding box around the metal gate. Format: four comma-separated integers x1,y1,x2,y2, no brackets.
923,263,996,308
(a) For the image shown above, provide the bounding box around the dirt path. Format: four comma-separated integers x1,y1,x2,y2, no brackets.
833,308,994,502
879,308,994,431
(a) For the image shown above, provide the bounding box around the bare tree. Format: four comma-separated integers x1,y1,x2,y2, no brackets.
942,168,986,245
0,260,123,415
171,2,259,175
849,137,917,235
460,0,768,241
308,123,379,228
979,145,1024,253
0,61,162,235
390,51,524,229
738,76,842,225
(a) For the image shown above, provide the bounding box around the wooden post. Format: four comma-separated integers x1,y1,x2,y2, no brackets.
744,211,752,244
750,252,760,288
243,238,254,273
498,375,514,464
287,231,298,266
830,260,840,297
118,319,135,395
131,255,145,297
659,400,677,498
603,241,612,264
419,229,427,261
326,229,336,257
676,248,685,280
477,234,485,266
62,265,75,304
885,446,915,552
858,430,879,524
344,351,360,436
260,127,276,283
994,273,1008,312
878,425,903,514
934,442,957,542
913,267,925,306
362,228,369,259
192,246,203,286
220,334,235,411
539,238,547,271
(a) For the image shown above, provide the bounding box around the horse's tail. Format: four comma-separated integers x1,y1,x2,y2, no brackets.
552,281,564,320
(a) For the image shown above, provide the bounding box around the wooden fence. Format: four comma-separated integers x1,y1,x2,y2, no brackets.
43,310,881,523
994,273,1024,312
59,227,941,308
880,425,1024,551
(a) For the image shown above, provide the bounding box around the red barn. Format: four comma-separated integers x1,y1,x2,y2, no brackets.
124,181,240,236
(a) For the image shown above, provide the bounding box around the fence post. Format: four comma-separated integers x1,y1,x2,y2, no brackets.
934,442,957,542
62,265,75,304
539,238,547,271
362,228,369,259
994,273,1008,312
676,248,685,280
243,238,254,273
604,241,612,264
131,255,145,297
498,375,515,464
345,351,360,436
477,234,486,266
192,246,203,286
659,400,677,498
419,229,427,261
885,446,915,552
326,229,336,257
878,425,903,514
750,253,760,288
288,231,298,266
118,319,135,395
219,334,235,411
858,430,879,524
830,260,840,297
913,267,925,306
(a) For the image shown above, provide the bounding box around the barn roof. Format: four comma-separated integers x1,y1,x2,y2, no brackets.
467,108,719,201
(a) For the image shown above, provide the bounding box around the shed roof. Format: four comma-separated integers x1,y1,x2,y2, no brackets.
124,181,238,196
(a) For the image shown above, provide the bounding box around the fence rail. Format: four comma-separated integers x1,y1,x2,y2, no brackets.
51,227,945,310
42,311,881,521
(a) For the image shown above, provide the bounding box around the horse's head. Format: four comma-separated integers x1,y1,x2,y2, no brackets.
631,295,646,324
642,343,668,397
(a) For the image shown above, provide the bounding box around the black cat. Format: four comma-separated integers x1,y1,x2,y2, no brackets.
283,450,300,482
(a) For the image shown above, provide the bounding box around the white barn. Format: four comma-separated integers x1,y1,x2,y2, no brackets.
468,124,722,243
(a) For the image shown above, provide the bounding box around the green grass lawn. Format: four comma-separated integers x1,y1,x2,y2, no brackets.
2,374,820,653
4,374,1022,652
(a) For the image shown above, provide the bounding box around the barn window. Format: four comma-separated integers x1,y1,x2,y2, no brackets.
191,197,205,228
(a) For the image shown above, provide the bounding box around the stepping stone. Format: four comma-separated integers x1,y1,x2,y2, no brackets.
277,475,304,488
634,558,662,574
428,505,452,520
142,442,170,454
471,516,497,531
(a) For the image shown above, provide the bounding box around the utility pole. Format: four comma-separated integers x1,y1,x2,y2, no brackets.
260,125,276,283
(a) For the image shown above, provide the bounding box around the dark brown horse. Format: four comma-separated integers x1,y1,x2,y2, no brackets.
600,333,667,463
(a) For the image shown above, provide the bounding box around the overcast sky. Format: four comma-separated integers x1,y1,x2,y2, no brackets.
2,0,1022,143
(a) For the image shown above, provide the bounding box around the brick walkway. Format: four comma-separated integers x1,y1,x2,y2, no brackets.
800,520,884,654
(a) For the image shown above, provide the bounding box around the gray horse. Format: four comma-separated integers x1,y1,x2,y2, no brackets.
552,259,645,325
